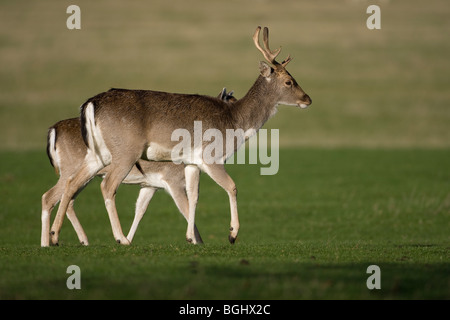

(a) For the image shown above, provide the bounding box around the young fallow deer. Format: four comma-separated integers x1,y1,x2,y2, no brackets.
49,26,311,246
41,89,236,247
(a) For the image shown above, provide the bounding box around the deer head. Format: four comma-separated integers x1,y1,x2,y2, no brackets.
253,26,311,108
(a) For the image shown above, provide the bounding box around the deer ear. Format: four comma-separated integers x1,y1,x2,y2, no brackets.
218,87,227,100
259,61,273,78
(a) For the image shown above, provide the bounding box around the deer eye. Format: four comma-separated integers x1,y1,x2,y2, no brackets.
285,80,292,86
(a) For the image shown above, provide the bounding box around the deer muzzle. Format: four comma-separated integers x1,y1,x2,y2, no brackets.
298,94,312,108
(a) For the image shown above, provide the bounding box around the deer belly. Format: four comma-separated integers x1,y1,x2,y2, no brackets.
123,170,166,189
144,143,173,161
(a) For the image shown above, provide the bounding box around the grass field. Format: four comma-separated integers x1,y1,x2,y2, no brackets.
0,149,448,299
0,0,449,300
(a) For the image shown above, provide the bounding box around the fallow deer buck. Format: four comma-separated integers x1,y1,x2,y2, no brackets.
49,26,311,246
41,90,236,247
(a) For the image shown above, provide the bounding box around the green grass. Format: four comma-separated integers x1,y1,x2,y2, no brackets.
0,149,448,299
0,0,449,300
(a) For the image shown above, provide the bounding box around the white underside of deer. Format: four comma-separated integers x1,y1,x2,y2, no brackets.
48,26,311,246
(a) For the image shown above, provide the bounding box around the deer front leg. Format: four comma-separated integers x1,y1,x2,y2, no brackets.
184,165,200,244
203,164,239,244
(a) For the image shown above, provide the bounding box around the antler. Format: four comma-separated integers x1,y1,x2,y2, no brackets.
281,54,292,67
253,26,292,68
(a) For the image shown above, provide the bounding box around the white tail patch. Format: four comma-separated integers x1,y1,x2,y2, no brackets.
84,102,112,166
48,128,61,174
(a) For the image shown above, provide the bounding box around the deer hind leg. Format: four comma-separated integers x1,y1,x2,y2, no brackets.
100,160,139,245
126,187,157,243
167,183,203,244
203,164,239,244
43,192,89,247
50,162,101,246
184,165,200,244
41,179,65,247
42,175,90,247
66,199,89,246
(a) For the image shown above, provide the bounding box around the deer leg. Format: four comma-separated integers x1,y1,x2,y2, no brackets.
41,180,65,247
50,163,100,246
100,163,136,245
167,183,203,244
42,178,89,246
184,165,200,244
66,199,89,246
203,164,239,244
126,187,157,243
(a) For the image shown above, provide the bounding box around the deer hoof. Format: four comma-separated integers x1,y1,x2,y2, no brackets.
117,238,131,245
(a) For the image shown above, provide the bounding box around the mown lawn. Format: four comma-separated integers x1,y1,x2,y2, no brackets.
0,149,448,299
0,0,449,301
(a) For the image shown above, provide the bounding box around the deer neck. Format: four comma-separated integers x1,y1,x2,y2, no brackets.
233,76,279,132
